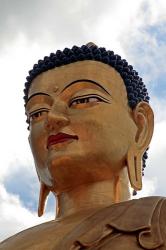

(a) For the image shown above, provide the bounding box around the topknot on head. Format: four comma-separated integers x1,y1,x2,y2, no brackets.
86,42,98,48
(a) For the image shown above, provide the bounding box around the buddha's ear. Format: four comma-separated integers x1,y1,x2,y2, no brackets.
38,182,50,217
127,102,154,191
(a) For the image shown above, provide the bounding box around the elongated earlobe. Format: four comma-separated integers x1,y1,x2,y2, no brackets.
38,182,50,217
127,146,143,191
127,102,154,191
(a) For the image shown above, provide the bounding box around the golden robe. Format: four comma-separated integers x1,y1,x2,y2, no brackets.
1,197,166,250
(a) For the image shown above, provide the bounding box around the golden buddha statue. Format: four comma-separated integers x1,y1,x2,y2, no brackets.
1,43,166,249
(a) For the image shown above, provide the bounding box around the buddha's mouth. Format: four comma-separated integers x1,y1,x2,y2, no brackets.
47,133,78,149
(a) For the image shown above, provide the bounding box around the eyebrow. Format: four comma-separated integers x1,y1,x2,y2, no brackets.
26,92,50,104
61,79,111,95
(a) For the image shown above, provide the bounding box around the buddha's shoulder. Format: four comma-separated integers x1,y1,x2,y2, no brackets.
58,196,166,249
0,220,60,250
80,195,166,228
0,217,81,250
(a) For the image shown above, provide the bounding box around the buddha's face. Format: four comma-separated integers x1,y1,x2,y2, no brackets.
26,61,137,192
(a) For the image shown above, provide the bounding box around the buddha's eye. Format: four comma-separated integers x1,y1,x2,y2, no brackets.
69,94,110,108
29,108,49,123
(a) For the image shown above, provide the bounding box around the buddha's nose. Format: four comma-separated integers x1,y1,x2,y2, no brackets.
44,104,70,132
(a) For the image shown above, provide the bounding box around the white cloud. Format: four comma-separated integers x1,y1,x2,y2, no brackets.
0,183,54,242
120,1,166,84
135,177,157,198
141,0,166,24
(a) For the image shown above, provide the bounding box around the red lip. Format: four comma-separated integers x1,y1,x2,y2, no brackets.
47,133,78,149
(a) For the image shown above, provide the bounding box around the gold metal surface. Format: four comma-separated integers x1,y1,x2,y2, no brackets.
1,60,162,250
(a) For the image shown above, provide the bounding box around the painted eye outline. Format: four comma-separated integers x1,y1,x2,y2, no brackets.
28,108,49,123
69,94,111,107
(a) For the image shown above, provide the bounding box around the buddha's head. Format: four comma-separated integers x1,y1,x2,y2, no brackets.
24,43,154,215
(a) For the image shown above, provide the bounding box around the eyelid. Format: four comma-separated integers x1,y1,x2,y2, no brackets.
26,103,51,115
29,108,49,116
69,94,111,106
27,108,49,122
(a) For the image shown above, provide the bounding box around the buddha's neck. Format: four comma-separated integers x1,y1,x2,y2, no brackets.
55,168,130,220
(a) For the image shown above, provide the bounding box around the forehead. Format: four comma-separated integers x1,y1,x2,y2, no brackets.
28,60,128,105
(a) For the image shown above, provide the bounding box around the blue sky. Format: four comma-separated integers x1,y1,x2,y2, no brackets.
0,0,166,241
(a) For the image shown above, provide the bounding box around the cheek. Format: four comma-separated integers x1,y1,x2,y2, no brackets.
70,106,135,160
29,123,47,167
69,106,122,142
70,116,103,143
